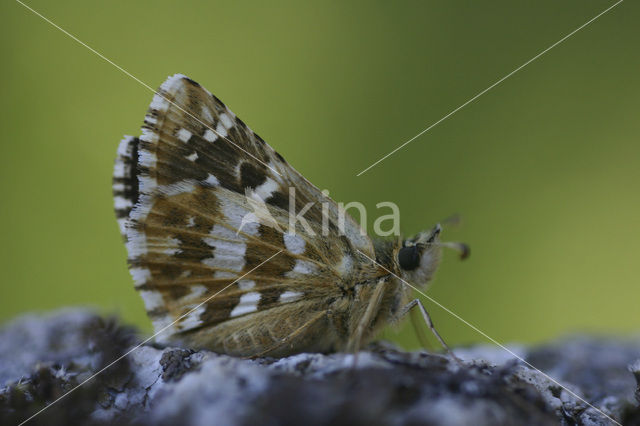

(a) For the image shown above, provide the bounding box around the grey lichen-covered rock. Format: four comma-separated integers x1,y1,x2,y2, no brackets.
1,310,638,425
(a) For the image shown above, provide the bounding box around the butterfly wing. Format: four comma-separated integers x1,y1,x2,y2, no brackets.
113,74,376,356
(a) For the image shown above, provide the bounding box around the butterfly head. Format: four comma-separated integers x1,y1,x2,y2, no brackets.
397,224,469,287
397,224,443,286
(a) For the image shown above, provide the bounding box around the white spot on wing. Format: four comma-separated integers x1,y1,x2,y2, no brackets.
130,267,151,286
209,224,237,240
113,161,126,178
290,259,317,276
140,290,164,311
203,253,245,272
337,255,354,277
202,106,214,123
126,193,153,258
117,136,136,157
230,292,261,317
137,176,157,196
114,196,133,210
149,93,170,113
163,237,182,256
203,224,247,271
254,178,279,200
279,291,303,303
117,218,127,235
203,129,218,142
219,198,259,236
284,233,306,255
237,280,255,290
178,305,206,330
215,122,227,138
151,316,174,341
186,152,198,162
204,174,219,186
139,150,157,169
177,128,192,143
181,285,207,303
214,271,236,279
219,113,234,129
203,237,246,257
141,127,159,143
186,216,196,227
158,180,196,196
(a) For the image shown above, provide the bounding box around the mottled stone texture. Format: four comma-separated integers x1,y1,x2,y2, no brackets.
1,310,638,426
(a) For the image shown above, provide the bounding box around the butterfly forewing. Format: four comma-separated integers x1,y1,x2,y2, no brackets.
113,74,376,356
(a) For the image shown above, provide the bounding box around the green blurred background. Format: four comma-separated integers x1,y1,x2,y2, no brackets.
1,0,638,349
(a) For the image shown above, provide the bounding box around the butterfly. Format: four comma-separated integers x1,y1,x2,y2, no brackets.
113,74,468,357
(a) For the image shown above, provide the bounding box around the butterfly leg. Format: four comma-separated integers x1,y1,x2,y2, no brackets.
408,306,433,350
398,299,462,363
347,278,387,354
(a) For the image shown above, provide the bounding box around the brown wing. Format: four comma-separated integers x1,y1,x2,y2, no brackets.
113,74,376,354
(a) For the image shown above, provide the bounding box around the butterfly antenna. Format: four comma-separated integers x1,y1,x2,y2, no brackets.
439,213,463,228
437,241,470,260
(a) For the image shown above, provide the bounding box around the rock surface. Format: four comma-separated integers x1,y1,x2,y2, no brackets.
1,310,638,426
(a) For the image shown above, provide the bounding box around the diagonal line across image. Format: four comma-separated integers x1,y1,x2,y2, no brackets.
355,0,623,177
16,250,283,426
13,1,626,425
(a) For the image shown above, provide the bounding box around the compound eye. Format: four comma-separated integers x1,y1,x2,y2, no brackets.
398,246,420,271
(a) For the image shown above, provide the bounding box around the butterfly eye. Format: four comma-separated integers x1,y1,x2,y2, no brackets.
398,246,420,271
